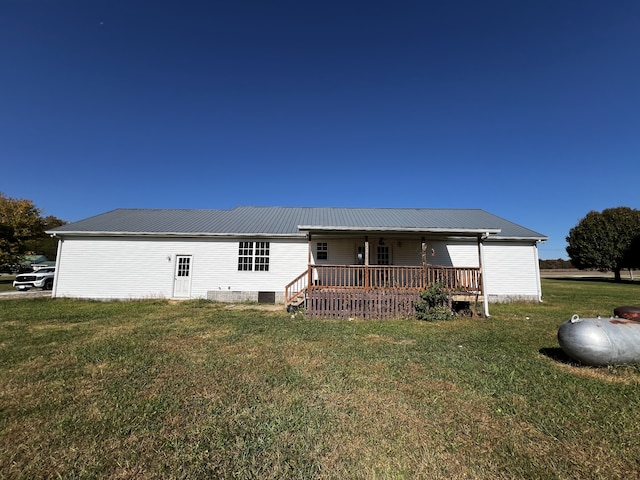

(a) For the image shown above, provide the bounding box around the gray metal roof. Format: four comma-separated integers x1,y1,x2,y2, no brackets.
49,206,547,240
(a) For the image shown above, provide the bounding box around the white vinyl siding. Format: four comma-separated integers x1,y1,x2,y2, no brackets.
52,235,542,303
311,238,352,264
311,239,481,268
482,242,541,300
312,238,399,265
53,237,308,300
391,240,418,266
445,242,480,267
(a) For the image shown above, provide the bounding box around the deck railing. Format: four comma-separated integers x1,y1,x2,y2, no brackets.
285,264,482,306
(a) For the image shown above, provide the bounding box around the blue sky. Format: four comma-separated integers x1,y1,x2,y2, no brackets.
2,1,639,259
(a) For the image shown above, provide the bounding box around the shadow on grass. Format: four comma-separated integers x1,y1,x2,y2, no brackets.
539,347,578,365
549,276,640,285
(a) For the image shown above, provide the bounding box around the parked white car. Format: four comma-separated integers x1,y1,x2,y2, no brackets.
13,267,55,291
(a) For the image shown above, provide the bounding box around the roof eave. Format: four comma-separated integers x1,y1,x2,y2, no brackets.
489,236,549,242
47,231,305,239
297,225,502,236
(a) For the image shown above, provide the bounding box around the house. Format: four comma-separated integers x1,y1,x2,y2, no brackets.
47,206,547,318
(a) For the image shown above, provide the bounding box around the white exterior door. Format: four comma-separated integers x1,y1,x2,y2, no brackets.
173,255,192,298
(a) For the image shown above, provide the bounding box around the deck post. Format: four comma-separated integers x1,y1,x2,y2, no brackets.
421,236,426,288
307,233,313,301
478,233,490,317
364,236,370,289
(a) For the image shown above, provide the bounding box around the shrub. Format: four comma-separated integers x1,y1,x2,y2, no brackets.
415,282,456,321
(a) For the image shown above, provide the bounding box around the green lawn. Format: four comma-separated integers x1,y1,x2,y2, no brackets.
1,279,639,479
0,275,16,292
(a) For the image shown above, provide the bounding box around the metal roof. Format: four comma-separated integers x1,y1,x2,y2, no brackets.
49,206,547,240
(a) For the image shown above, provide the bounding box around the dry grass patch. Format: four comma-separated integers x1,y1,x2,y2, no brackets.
553,360,640,384
364,333,416,345
2,290,640,478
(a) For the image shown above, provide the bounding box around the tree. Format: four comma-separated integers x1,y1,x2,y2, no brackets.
25,215,67,260
566,206,640,281
0,193,66,270
622,235,640,273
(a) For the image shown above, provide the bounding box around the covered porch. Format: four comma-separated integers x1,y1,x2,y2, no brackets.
285,231,492,319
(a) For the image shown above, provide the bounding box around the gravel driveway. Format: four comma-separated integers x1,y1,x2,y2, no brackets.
0,290,52,299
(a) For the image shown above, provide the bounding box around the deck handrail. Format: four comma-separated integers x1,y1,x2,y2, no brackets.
285,264,482,306
424,265,482,293
301,264,481,292
285,269,308,304
285,264,483,317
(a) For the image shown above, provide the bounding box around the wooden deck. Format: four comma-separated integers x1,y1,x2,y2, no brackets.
285,265,482,319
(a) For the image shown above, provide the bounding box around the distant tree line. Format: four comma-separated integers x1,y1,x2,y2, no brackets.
0,192,66,271
539,258,574,269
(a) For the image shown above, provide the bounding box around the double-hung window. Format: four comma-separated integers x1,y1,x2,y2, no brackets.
238,241,270,271
254,241,270,271
316,242,328,260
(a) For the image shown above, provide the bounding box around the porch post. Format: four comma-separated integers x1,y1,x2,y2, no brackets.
421,236,427,289
365,236,370,289
307,233,313,293
478,234,490,317
533,241,543,302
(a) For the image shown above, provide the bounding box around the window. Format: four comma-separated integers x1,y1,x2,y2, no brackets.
177,256,191,276
377,245,389,265
238,241,270,271
316,242,328,260
254,241,270,271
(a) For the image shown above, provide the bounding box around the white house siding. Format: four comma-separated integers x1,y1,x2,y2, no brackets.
311,238,483,268
392,239,423,266
53,236,308,301
482,242,542,302
313,238,433,266
53,235,542,303
312,238,357,265
445,241,480,268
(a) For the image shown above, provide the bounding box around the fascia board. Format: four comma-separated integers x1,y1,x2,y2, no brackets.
47,231,305,239
486,235,549,242
297,225,502,236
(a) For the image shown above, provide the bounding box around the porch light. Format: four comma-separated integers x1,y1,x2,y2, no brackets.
379,237,384,245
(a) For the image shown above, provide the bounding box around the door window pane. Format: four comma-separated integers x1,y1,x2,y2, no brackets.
177,256,191,276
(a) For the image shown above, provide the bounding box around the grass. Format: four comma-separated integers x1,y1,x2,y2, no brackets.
0,275,16,292
1,280,640,479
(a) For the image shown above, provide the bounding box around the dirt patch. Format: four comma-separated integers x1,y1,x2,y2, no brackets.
222,303,284,312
